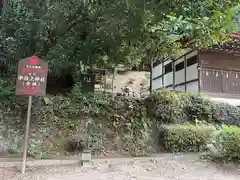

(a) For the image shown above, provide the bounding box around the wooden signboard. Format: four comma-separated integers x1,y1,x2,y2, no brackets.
16,56,48,96
16,56,48,174
80,74,96,92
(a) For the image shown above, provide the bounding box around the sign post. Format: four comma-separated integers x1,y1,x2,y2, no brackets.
21,95,32,174
16,56,48,174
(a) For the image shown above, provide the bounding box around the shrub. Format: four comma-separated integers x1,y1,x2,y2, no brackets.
121,118,155,156
147,89,240,125
215,104,240,125
211,126,240,161
2,85,240,157
0,78,15,103
49,88,153,156
5,135,43,157
186,93,216,122
145,89,189,124
160,124,215,152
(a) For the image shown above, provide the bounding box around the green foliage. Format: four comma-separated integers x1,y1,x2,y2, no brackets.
121,117,155,156
160,124,215,152
1,81,240,157
27,139,43,157
6,134,42,157
186,93,216,122
1,85,153,157
0,0,239,74
146,89,240,125
67,87,154,156
0,78,15,103
145,90,189,124
211,126,240,161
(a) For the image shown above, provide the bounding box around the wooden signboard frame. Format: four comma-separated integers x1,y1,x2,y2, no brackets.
16,56,48,174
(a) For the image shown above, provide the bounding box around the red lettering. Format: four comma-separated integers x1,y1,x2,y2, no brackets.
21,68,26,73
30,58,39,65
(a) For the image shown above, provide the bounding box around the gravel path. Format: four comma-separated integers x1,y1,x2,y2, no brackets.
0,155,240,180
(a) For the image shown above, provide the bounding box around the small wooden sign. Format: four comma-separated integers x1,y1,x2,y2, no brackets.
16,56,48,96
80,74,96,92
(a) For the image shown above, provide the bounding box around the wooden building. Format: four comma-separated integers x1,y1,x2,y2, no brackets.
151,35,240,105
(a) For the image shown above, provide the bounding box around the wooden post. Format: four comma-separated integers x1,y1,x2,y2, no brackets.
173,59,175,90
150,59,153,94
21,96,32,174
184,55,187,92
162,61,164,88
197,51,201,92
104,70,106,93
111,68,115,93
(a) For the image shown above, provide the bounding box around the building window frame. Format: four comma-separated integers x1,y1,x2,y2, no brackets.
164,62,173,74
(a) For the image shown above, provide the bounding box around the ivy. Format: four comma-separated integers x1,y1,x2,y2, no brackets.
1,84,240,157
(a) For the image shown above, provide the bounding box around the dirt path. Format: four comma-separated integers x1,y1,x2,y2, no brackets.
0,155,239,180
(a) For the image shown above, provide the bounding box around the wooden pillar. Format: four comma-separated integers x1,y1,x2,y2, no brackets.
111,68,115,93
197,51,201,92
104,69,106,93
184,55,187,92
150,59,153,94
162,61,164,87
173,59,175,90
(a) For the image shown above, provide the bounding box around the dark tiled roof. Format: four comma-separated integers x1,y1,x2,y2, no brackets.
211,39,240,54
209,34,240,54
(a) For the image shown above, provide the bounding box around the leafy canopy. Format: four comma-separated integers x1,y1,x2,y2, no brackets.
0,0,239,73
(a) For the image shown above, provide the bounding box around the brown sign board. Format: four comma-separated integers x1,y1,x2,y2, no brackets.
79,74,96,92
16,56,48,96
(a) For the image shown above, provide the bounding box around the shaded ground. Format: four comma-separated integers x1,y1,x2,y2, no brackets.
0,155,240,180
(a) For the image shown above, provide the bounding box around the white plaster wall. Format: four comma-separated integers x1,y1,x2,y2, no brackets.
186,63,198,81
175,57,184,64
151,52,198,91
164,72,173,86
184,48,194,54
186,81,198,92
175,57,185,84
175,84,185,92
175,69,185,84
163,59,173,66
152,77,162,90
152,63,162,79
186,51,197,59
